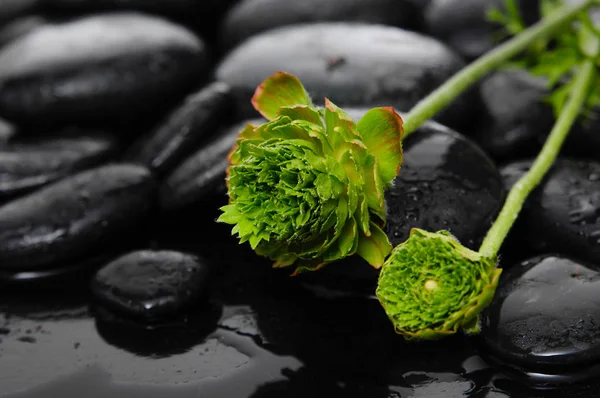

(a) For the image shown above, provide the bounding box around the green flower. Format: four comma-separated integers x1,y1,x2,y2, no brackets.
218,72,404,274
376,229,502,340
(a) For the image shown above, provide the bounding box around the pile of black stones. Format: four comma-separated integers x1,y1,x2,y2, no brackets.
0,0,599,397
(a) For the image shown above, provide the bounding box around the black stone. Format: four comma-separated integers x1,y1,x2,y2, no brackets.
0,13,209,127
385,121,505,250
0,117,15,145
502,159,600,265
124,81,233,177
481,254,600,372
469,69,553,162
42,0,227,21
218,0,424,51
0,133,119,201
0,0,38,25
160,118,264,212
216,23,475,131
92,250,209,318
0,164,156,271
425,0,539,60
0,15,47,48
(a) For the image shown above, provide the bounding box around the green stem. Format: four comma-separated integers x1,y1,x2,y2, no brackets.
402,0,594,136
478,59,595,258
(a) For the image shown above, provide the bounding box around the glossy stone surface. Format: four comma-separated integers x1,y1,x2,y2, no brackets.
218,0,423,50
42,0,218,17
2,236,600,397
92,250,209,318
385,121,505,250
0,13,208,126
124,82,233,177
160,118,264,212
481,255,600,371
0,0,38,25
503,159,600,265
469,69,552,162
216,23,474,130
0,164,155,271
0,133,118,200
0,15,46,48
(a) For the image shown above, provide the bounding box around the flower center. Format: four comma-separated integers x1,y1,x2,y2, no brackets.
424,280,438,291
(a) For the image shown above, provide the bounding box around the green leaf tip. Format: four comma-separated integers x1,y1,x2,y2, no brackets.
251,71,313,120
219,72,404,274
376,228,502,340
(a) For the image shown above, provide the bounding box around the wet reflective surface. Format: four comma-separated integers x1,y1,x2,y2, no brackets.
3,219,600,398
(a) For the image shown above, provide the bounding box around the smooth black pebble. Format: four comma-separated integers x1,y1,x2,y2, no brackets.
0,13,209,127
218,0,423,51
481,254,600,375
385,121,505,249
216,23,474,130
92,250,209,318
0,133,118,200
425,0,538,60
501,159,600,264
0,164,155,271
469,69,553,162
124,81,233,177
470,68,600,161
0,15,46,48
0,0,38,25
42,0,216,16
159,118,264,212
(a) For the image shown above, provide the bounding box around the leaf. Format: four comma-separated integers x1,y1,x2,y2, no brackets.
357,107,404,185
356,222,392,268
578,13,600,59
251,72,313,120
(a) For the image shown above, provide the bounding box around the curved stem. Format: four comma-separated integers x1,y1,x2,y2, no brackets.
402,0,594,136
479,59,595,258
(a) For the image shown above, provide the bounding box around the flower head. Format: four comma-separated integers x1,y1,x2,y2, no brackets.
218,72,404,274
376,228,502,339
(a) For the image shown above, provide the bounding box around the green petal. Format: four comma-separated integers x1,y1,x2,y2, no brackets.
357,107,404,185
251,72,313,120
363,157,386,220
356,222,391,268
278,105,324,127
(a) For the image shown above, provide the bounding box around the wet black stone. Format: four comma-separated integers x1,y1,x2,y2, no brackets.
0,164,156,271
94,301,221,356
41,0,231,22
481,254,600,372
124,81,233,177
0,13,209,127
0,117,15,144
0,133,119,201
0,0,38,25
0,15,46,48
159,118,264,212
216,23,475,131
92,250,209,319
425,0,539,60
385,121,505,250
469,69,553,162
502,159,600,265
218,0,424,51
